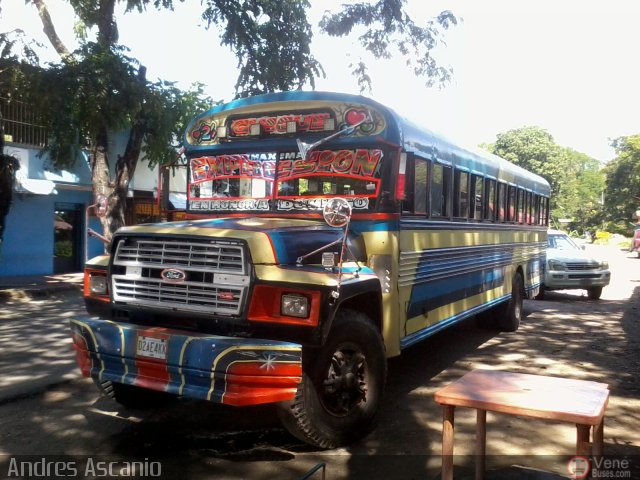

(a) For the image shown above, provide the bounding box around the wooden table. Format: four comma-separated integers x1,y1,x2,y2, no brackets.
434,369,609,480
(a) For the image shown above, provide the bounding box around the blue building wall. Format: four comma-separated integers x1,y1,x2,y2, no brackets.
0,188,105,277
0,131,157,278
0,192,53,275
0,145,105,277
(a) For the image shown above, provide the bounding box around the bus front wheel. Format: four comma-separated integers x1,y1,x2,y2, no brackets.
277,310,387,449
95,379,170,409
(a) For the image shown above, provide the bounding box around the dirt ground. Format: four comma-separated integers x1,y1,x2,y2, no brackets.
0,244,638,480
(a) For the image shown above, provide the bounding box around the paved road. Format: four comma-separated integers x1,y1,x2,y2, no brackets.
0,290,82,402
0,245,638,480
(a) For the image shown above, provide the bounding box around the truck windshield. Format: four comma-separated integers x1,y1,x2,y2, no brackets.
188,148,384,213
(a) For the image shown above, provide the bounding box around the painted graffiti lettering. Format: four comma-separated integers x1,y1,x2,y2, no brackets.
230,112,331,137
191,149,382,183
190,122,216,143
190,199,270,211
191,155,276,183
277,197,369,211
277,149,382,179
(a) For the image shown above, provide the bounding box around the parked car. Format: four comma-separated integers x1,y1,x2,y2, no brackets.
538,230,611,300
631,227,640,257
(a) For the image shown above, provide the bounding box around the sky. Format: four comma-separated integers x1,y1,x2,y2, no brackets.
3,0,640,162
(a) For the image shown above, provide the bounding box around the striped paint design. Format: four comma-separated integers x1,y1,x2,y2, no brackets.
70,317,302,406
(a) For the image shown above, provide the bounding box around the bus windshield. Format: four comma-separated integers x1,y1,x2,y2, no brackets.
188,148,384,213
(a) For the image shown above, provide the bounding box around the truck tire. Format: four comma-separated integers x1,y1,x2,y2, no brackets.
277,310,387,449
96,379,170,409
587,287,602,300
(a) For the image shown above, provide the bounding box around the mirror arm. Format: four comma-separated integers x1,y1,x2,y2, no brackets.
297,115,371,160
296,238,343,266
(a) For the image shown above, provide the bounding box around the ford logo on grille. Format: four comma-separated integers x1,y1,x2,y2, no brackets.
160,268,187,283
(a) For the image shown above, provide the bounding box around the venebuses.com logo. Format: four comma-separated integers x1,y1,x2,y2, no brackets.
567,456,632,479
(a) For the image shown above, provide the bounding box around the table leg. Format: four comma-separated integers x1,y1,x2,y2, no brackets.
476,409,487,480
592,418,604,456
442,405,455,480
576,424,591,456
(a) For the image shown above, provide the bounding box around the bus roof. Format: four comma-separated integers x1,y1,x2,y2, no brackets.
184,91,550,197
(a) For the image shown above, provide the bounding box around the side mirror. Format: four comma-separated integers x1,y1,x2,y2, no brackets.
323,198,351,228
95,194,108,218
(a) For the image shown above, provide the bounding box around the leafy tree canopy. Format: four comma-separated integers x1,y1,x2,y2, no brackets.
0,0,458,239
603,134,640,230
487,126,605,231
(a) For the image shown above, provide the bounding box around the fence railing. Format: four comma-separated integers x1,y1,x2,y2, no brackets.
0,97,47,148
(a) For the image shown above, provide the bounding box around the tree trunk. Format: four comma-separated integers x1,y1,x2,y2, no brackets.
90,66,148,242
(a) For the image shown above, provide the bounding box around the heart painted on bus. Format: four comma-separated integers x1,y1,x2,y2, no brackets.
345,109,368,126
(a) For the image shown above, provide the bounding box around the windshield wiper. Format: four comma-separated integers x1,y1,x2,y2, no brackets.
296,112,372,160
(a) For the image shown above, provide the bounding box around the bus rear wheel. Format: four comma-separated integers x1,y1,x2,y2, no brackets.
277,310,387,449
496,271,524,332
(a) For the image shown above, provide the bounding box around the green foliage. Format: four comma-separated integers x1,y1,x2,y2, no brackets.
141,80,212,168
54,240,73,257
320,0,458,91
1,43,210,170
603,134,640,226
201,0,322,97
0,29,41,65
488,126,605,231
2,0,458,236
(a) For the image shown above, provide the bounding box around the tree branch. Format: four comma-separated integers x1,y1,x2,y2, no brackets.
97,0,119,47
31,0,71,58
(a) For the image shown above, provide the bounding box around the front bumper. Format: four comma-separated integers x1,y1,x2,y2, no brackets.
544,270,611,290
70,317,302,406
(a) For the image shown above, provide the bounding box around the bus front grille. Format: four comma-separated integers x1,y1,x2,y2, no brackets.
111,237,249,316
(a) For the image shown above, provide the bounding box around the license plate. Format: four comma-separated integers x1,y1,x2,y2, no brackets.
136,336,167,360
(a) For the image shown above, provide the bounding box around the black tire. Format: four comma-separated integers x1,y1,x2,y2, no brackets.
587,287,602,300
495,271,524,332
277,310,387,449
95,379,170,409
534,285,545,300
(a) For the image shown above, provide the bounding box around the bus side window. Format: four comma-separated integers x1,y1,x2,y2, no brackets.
507,186,517,222
431,164,451,217
517,188,525,223
472,174,484,220
453,169,469,218
414,158,428,215
485,179,496,221
497,182,507,222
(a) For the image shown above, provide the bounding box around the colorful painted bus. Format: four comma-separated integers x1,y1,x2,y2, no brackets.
73,91,550,448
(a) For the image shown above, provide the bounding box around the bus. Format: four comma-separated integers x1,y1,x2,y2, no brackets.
73,91,550,449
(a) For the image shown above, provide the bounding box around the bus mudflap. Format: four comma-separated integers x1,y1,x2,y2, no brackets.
70,317,302,406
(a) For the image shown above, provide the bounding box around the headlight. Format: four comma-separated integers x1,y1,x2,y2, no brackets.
599,261,609,269
281,294,309,318
548,259,566,271
89,275,108,295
